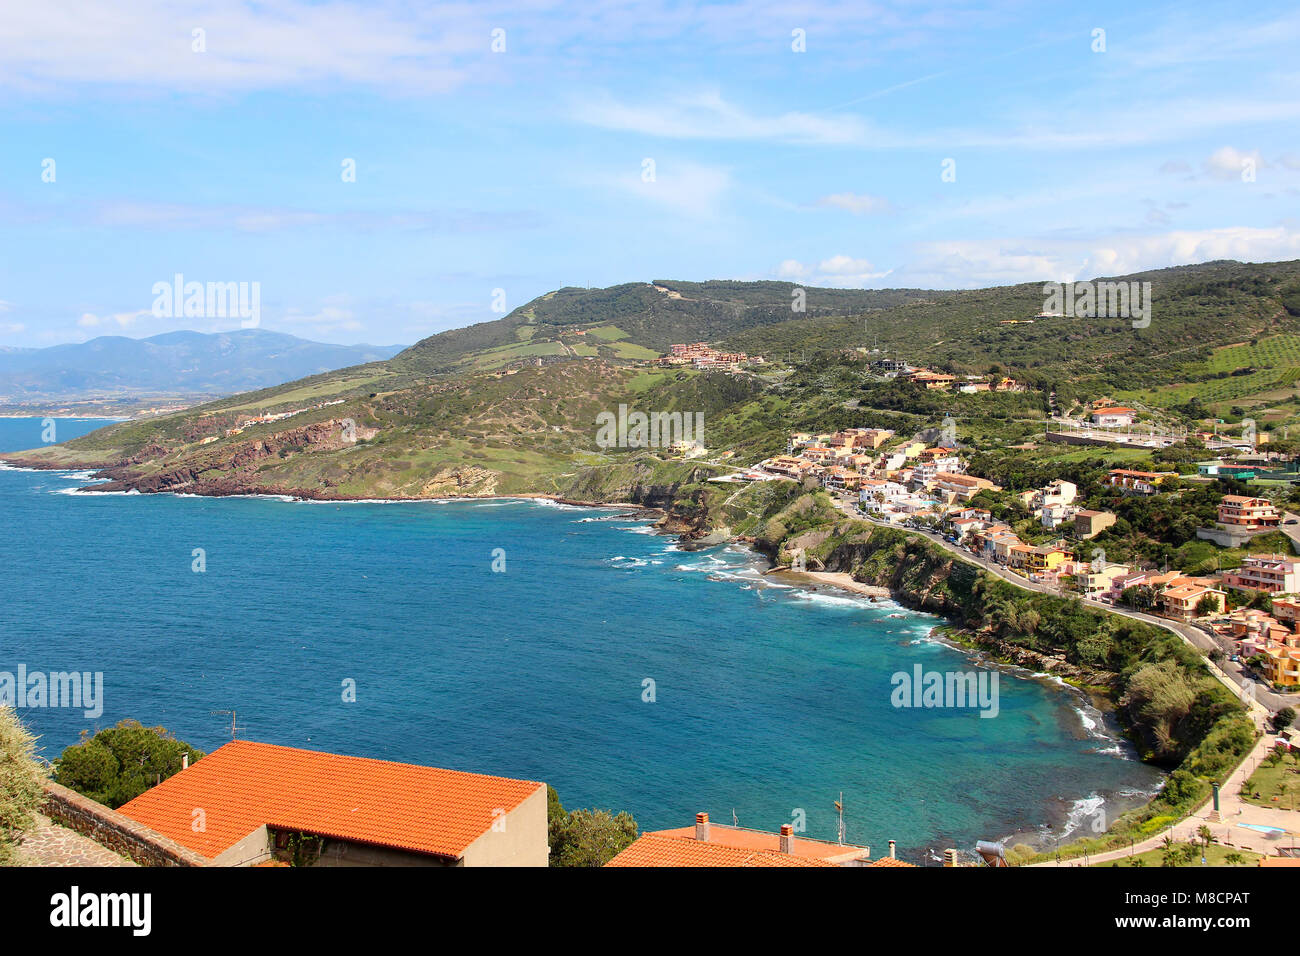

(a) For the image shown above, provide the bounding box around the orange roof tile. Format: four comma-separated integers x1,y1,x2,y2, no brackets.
868,855,917,867
116,739,543,860
650,824,868,861
605,833,838,867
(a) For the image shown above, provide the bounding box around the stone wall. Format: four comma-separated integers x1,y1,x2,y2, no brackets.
40,781,209,867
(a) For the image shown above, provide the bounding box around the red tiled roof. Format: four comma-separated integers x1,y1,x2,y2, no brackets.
868,856,917,867
116,739,543,860
605,833,838,867
650,824,868,861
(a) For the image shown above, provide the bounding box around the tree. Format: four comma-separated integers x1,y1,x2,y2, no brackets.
546,785,638,867
54,720,203,809
1121,660,1199,760
1196,825,1214,850
0,707,46,865
1194,594,1220,618
1248,590,1273,612
1274,707,1296,732
1121,585,1155,612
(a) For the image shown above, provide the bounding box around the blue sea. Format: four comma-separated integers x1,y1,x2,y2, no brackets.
0,417,1163,860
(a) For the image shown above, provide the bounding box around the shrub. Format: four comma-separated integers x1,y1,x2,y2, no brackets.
0,707,47,865
54,720,203,809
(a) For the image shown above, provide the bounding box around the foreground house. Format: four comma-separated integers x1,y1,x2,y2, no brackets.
116,740,548,866
605,812,907,867
1161,582,1227,621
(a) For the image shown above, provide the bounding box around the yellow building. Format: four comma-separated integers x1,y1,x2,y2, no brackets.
1263,642,1300,688
1026,544,1072,574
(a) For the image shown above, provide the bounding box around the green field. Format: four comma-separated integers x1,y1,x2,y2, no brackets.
1117,334,1300,413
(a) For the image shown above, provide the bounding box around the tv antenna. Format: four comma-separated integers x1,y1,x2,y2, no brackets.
833,792,846,844
210,710,243,740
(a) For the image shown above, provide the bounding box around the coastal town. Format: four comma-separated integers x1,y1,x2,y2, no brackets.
739,410,1300,706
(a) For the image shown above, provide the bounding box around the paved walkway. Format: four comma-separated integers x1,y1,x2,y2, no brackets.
16,813,136,867
1034,733,1299,865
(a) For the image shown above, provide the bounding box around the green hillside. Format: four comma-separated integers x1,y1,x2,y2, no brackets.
393,280,932,373
8,260,1300,502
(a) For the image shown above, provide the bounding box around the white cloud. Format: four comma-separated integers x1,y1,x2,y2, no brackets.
279,304,364,337
77,310,152,329
98,201,541,234
888,226,1300,288
574,89,873,146
574,86,1300,153
0,0,1000,98
1205,147,1264,181
0,0,476,95
817,193,895,215
774,254,891,287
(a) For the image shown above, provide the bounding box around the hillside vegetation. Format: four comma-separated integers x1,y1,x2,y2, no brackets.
6,260,1300,503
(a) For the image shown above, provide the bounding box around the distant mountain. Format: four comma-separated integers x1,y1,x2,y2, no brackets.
0,329,405,401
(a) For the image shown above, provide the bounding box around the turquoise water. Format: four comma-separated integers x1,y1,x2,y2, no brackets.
0,418,1162,860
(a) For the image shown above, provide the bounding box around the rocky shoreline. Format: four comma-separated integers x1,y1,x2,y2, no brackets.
9,454,1179,857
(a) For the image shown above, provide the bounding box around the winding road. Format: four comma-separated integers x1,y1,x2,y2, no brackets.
826,492,1288,718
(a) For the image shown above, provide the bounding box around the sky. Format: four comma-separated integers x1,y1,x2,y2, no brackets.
0,0,1297,349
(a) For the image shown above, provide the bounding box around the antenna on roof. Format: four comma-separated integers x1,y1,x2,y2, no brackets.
834,792,845,844
210,709,242,740
732,808,739,827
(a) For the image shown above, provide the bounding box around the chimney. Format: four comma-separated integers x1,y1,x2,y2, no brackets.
779,823,795,854
888,839,896,859
694,812,709,842
182,753,189,770
944,848,959,867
